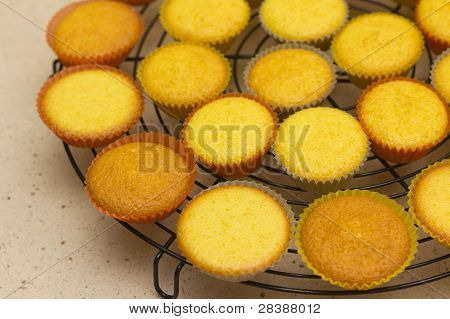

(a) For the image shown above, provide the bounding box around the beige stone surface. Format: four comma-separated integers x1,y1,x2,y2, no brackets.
0,0,448,299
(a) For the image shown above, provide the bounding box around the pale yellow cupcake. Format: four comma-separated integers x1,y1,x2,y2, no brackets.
357,78,449,163
37,65,143,148
183,94,277,178
260,0,348,49
431,48,450,103
244,44,336,115
408,159,450,247
332,12,424,88
177,181,292,281
160,0,250,51
296,190,417,290
47,0,144,66
416,0,450,54
137,42,230,120
274,107,369,195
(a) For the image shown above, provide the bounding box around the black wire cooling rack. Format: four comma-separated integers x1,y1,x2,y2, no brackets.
51,0,449,298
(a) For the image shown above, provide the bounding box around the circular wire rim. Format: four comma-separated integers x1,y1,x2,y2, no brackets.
55,0,449,296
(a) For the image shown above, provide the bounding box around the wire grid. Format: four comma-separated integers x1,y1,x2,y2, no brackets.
52,0,449,298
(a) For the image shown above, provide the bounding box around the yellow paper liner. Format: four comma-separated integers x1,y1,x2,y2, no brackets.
430,48,450,104
331,13,424,89
85,132,197,224
295,189,418,290
357,77,449,163
37,64,144,148
272,109,370,197
259,0,349,50
47,0,144,66
177,180,294,282
408,159,450,248
415,4,450,55
137,42,231,121
182,93,278,178
159,0,251,51
243,43,337,117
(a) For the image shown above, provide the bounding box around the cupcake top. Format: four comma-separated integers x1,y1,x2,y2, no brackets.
260,0,348,43
160,0,250,46
416,0,450,47
37,65,143,147
357,79,448,150
332,12,423,78
431,49,450,103
138,42,230,109
183,95,277,166
274,107,368,182
48,0,143,65
245,45,335,111
177,182,291,279
86,133,196,223
296,190,417,290
408,159,450,247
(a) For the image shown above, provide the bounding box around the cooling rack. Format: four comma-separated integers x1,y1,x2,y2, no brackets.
51,0,449,298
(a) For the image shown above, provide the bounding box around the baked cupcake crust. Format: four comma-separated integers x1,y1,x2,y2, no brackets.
47,0,144,66
296,190,417,290
86,132,197,224
408,159,450,247
431,48,450,103
357,77,449,163
37,64,144,148
177,181,292,281
183,93,278,178
331,12,423,80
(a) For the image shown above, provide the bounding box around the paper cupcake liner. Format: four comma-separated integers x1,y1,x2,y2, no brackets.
259,0,349,50
357,77,449,163
243,43,337,117
272,113,370,197
177,180,295,282
331,13,424,89
137,42,231,121
159,0,251,52
408,159,450,248
295,189,418,290
182,93,278,178
85,132,197,224
415,8,450,55
37,64,144,148
430,48,450,104
47,0,144,67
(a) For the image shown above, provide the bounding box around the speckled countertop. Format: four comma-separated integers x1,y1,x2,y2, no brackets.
0,0,448,299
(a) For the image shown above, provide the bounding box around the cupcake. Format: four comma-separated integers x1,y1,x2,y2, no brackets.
260,0,348,49
273,107,369,195
183,94,277,178
119,0,155,5
37,65,143,148
244,44,336,116
86,132,196,224
357,78,449,163
296,190,418,290
138,42,231,120
431,48,450,103
160,0,250,51
177,181,292,281
47,0,144,66
416,0,450,54
332,12,424,88
408,159,450,247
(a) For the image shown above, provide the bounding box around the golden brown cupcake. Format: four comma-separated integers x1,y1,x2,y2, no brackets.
183,93,277,178
357,78,449,163
86,132,197,224
408,159,450,247
296,190,417,290
47,0,144,66
416,0,450,54
431,48,450,103
37,65,143,148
